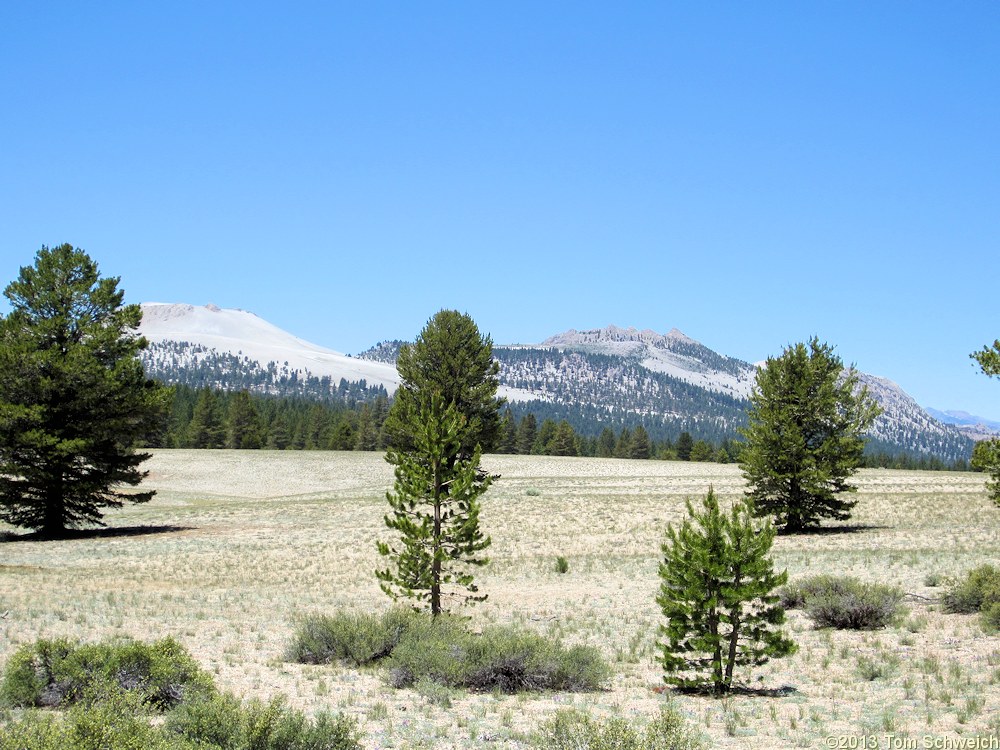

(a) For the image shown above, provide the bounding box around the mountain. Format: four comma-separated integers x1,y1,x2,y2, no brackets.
925,408,1000,441
139,303,399,399
496,326,972,461
137,306,975,462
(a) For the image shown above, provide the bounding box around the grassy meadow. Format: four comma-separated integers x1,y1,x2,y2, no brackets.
1,450,998,748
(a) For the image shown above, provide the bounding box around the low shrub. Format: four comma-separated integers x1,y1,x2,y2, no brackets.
942,565,1000,632
0,637,214,709
164,692,360,749
288,609,609,693
286,608,419,666
555,556,570,574
388,618,609,693
0,685,195,750
536,705,705,750
942,565,1000,614
780,575,904,629
0,687,360,750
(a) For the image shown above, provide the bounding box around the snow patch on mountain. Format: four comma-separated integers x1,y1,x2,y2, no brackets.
140,303,400,392
538,325,757,399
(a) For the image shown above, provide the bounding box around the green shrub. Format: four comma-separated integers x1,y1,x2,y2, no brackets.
555,556,570,574
536,705,705,749
942,565,1000,616
0,685,196,750
286,608,419,666
0,637,214,709
164,692,360,750
288,610,609,694
386,618,610,693
781,575,904,629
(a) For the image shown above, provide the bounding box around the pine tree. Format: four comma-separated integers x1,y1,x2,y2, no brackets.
534,418,558,455
0,245,170,536
498,408,518,454
549,421,578,456
227,391,262,449
188,389,226,448
515,414,537,455
382,309,504,459
657,487,795,694
971,340,1000,506
629,425,652,459
675,432,694,461
614,427,632,458
739,338,881,532
378,311,500,616
689,440,714,463
971,439,1000,506
597,427,616,458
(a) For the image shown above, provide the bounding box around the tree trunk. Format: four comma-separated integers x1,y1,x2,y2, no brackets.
431,462,443,617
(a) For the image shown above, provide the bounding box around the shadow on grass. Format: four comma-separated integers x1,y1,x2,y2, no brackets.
0,525,194,543
657,683,798,698
777,524,889,537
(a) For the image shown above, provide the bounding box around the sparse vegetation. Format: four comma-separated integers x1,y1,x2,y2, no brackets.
780,575,904,629
536,705,706,749
0,637,213,710
288,610,609,693
942,565,1000,632
2,451,997,748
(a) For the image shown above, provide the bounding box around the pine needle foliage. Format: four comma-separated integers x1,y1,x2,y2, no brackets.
0,245,169,537
657,488,796,694
739,337,881,532
971,340,1000,506
377,393,492,616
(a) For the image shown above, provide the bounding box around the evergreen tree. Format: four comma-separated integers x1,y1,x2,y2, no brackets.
188,389,226,448
629,425,652,459
739,338,881,532
0,245,170,536
378,311,500,616
354,404,379,451
515,414,537,455
597,427,616,458
383,309,504,459
549,421,578,456
689,440,714,463
971,439,1000,507
227,391,262,449
657,487,795,694
971,340,1000,506
614,427,632,458
675,432,694,461
534,419,558,455
498,408,518,454
268,413,291,449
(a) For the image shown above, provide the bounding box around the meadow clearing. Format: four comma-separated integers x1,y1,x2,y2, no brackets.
1,450,998,749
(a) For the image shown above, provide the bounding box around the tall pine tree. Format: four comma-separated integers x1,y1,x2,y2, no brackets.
739,338,881,532
377,311,500,616
0,245,169,536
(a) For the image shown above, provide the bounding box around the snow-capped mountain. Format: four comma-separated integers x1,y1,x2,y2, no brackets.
139,303,400,395
138,306,975,461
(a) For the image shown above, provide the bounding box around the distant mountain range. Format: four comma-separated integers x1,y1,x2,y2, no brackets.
138,303,983,462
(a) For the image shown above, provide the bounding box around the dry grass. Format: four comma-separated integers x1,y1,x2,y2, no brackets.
1,450,998,748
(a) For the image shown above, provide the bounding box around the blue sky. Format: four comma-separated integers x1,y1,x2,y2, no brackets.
2,3,999,419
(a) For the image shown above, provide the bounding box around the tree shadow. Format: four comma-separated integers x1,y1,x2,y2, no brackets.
659,683,798,698
777,524,889,537
0,525,194,543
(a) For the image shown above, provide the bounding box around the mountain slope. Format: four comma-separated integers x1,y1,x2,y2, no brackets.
137,306,974,461
139,303,399,396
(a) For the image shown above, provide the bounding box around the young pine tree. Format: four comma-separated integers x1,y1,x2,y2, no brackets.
376,393,492,616
658,487,795,694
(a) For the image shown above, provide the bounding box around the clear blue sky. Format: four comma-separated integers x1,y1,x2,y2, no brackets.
2,3,998,419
